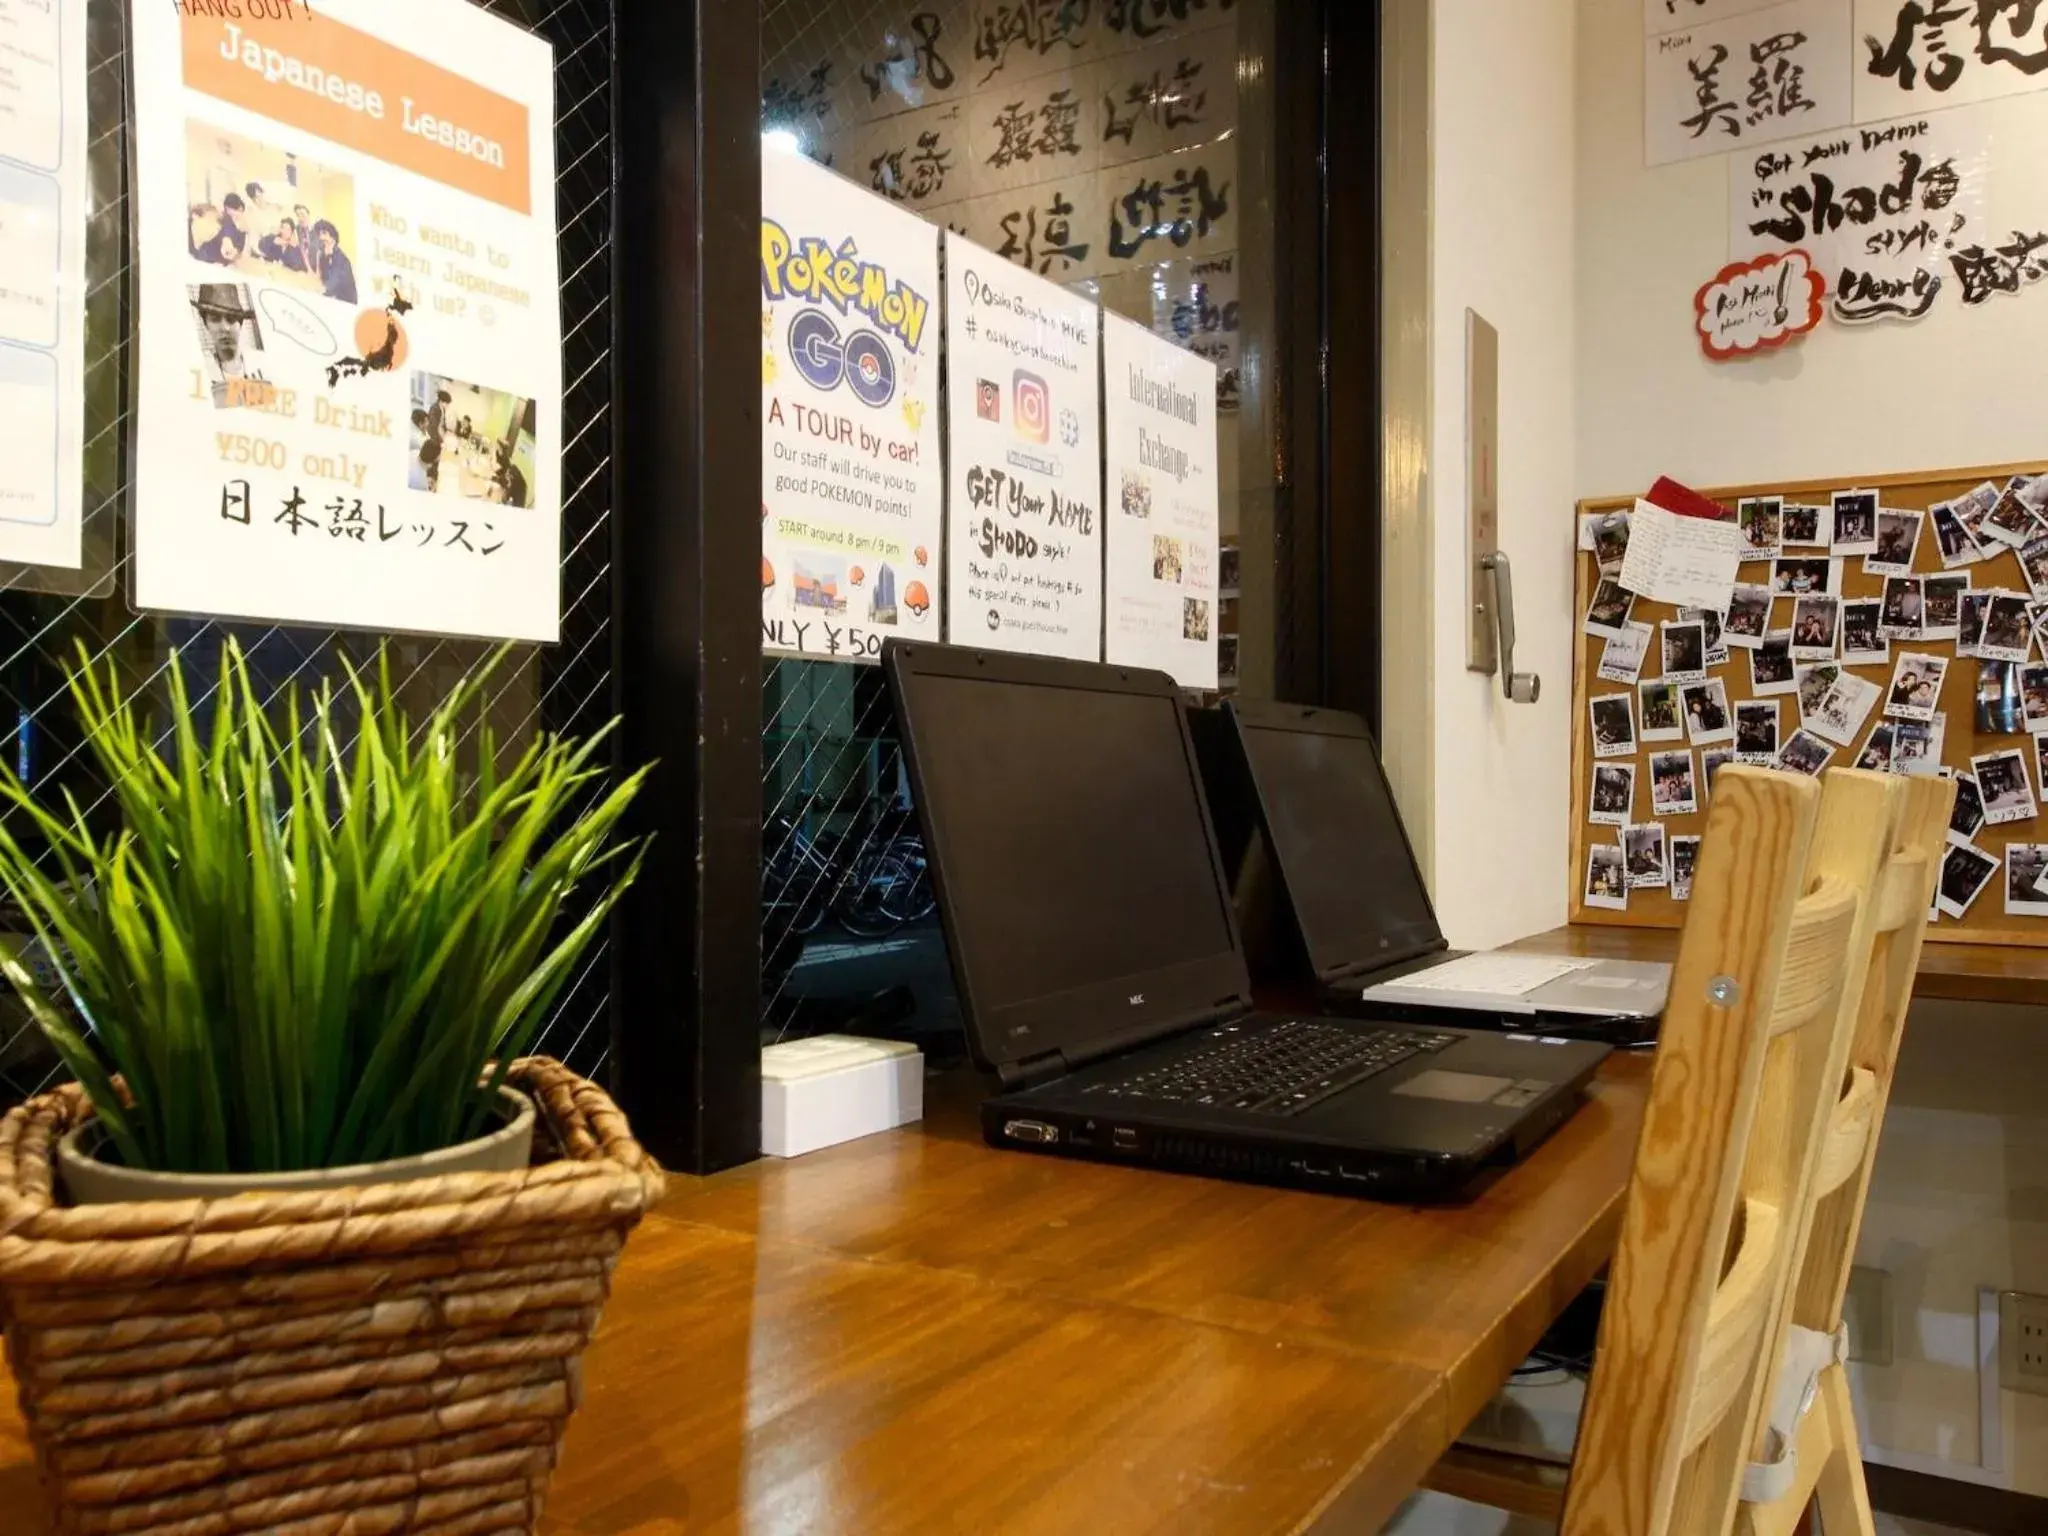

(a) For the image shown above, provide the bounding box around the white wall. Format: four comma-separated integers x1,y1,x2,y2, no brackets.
1577,0,2048,496
1426,0,1579,950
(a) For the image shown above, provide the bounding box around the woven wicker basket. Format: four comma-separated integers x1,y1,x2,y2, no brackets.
0,1057,665,1535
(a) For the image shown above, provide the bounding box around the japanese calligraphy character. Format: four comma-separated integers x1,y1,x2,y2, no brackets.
1681,43,1742,141
858,11,956,103
220,479,251,525
275,489,314,536
1104,59,1209,144
986,102,1038,169
761,61,833,127
1104,0,1233,40
1972,0,2048,74
905,132,952,199
1034,89,1083,158
1950,228,2048,303
998,190,1091,274
328,497,368,542
974,0,1089,86
445,522,475,553
378,505,403,542
1108,165,1230,260
1865,2,1971,92
1745,32,1817,125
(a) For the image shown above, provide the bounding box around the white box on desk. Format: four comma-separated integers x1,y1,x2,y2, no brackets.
761,1034,923,1158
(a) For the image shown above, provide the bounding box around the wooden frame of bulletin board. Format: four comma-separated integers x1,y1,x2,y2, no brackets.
1569,461,2048,949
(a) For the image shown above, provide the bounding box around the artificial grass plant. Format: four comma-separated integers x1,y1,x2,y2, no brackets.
0,641,647,1175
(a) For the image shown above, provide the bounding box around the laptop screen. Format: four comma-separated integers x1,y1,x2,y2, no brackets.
890,650,1248,1070
1236,710,1445,975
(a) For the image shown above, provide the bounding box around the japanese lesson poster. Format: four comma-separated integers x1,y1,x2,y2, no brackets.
759,149,943,662
1102,311,1217,690
132,0,562,640
943,233,1103,661
0,0,85,569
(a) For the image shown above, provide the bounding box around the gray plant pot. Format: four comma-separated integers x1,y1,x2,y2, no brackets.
54,1087,536,1204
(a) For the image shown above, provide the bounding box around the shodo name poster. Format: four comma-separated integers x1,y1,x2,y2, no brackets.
1102,312,1218,689
943,234,1102,661
131,0,562,641
760,150,942,661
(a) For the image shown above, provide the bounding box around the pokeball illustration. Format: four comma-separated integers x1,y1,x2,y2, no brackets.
761,556,774,592
904,580,931,618
850,566,866,587
913,544,929,567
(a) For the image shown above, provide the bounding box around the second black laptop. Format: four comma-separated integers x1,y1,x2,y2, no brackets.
883,640,1608,1202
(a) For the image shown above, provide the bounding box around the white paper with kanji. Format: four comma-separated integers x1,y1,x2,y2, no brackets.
131,0,561,640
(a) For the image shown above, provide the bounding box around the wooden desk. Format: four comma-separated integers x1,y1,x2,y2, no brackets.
0,1055,1652,1535
1511,923,2048,1007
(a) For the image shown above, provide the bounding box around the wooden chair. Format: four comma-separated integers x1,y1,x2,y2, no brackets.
1425,766,1932,1535
1736,776,1952,1536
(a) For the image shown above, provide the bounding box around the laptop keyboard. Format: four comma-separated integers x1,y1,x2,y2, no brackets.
1088,1020,1461,1118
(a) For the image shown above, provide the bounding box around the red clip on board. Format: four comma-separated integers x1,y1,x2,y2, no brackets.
1645,477,1733,523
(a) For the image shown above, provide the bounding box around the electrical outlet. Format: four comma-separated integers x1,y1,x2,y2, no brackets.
1998,1291,2048,1397
1845,1266,1893,1366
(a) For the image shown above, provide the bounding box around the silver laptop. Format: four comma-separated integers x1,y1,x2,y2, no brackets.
1220,700,1670,1044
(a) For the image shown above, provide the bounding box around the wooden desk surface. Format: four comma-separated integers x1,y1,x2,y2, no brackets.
1512,923,2048,1007
0,1055,1652,1536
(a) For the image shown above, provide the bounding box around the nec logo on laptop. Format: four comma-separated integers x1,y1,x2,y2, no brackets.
1128,993,1145,1006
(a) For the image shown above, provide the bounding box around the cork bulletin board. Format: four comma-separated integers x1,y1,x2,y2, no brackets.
1568,461,2048,948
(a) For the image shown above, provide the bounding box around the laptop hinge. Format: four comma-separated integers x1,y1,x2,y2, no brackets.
1000,1050,1068,1092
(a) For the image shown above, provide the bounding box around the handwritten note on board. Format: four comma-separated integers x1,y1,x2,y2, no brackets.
1620,498,1744,611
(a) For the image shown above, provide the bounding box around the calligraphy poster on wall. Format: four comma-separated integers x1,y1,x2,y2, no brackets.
1645,0,1853,167
1102,312,1217,689
1853,0,2048,120
131,0,562,639
0,0,85,569
760,149,943,662
1730,109,1991,322
943,233,1103,660
1645,0,1791,33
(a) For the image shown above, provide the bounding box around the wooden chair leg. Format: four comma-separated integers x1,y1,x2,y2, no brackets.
1810,1370,1877,1536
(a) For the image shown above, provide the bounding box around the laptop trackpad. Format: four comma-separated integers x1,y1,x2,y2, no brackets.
1392,1069,1515,1104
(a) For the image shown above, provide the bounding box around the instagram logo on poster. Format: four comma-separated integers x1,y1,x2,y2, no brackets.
1012,370,1049,443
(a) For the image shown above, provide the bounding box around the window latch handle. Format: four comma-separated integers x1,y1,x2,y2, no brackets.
1480,551,1541,705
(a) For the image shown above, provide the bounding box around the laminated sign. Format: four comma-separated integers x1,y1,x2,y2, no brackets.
132,0,563,640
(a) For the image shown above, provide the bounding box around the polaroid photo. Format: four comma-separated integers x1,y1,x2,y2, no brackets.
1855,723,1896,772
1831,490,1879,556
1590,511,1632,573
1790,594,1840,660
1884,652,1949,722
1949,770,1986,847
2006,845,2048,917
1749,630,1797,696
1681,679,1734,746
2023,475,2048,519
1809,671,1880,748
1866,507,1924,577
1774,556,1836,597
1589,762,1636,827
1937,842,2000,919
1797,662,1843,727
1957,589,1995,659
1584,841,1628,911
1598,621,1654,684
1973,748,2038,824
1893,716,1946,777
1649,749,1698,817
2019,534,2048,602
2022,664,2048,734
1737,497,1783,561
1734,698,1781,761
1681,605,1729,665
1590,693,1636,758
1930,498,1983,568
1623,823,1668,889
1638,679,1684,742
1776,728,1835,777
1584,577,1635,638
1661,619,1708,683
1781,502,1825,546
1840,599,1889,665
1880,575,1924,638
1701,748,1735,799
1977,478,2043,549
1978,660,2025,735
2035,602,2048,662
1956,480,2002,546
1670,835,1701,902
1577,513,1598,553
1979,591,2035,663
2036,735,2048,815
1722,582,1774,647
1921,573,1969,642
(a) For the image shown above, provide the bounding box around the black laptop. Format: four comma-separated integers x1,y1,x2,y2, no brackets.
882,640,1609,1201
1211,700,1670,1045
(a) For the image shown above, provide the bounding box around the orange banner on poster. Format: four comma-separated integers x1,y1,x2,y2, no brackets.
181,13,532,215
